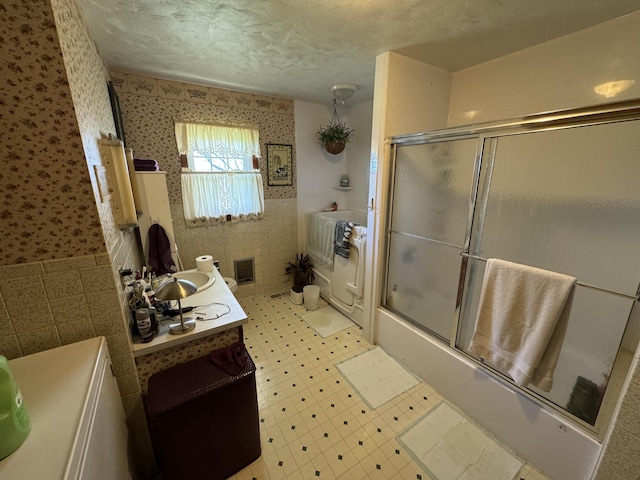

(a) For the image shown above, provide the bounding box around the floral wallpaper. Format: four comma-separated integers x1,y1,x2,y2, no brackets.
0,0,106,265
0,0,141,422
113,71,297,202
115,72,300,297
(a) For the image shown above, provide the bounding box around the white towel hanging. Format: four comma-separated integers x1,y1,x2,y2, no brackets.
468,258,576,392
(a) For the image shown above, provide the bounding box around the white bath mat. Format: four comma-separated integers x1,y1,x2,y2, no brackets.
301,306,355,338
398,402,523,480
336,346,420,409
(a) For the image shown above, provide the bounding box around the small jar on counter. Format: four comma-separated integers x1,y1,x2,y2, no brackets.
136,308,154,343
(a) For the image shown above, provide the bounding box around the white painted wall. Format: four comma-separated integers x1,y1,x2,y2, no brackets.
343,100,373,213
294,100,373,252
448,11,640,126
364,52,452,341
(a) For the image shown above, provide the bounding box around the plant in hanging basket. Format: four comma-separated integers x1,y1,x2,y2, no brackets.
316,120,354,154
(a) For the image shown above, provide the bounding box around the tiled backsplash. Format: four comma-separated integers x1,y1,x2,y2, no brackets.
172,198,299,298
0,253,140,405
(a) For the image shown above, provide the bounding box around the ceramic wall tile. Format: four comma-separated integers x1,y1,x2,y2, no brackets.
49,295,90,325
593,425,640,479
623,382,640,413
0,335,22,359
42,271,84,299
80,265,119,294
115,372,142,397
111,351,137,378
105,333,132,358
1,276,45,302
42,255,96,273
94,253,111,266
0,263,45,279
92,311,127,337
618,405,640,437
120,392,140,417
87,289,121,318
0,306,13,335
8,301,54,334
17,328,61,356
58,319,96,345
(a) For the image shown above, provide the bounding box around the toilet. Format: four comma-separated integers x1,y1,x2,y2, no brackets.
224,277,238,294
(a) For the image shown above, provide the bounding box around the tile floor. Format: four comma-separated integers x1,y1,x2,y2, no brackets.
228,293,550,480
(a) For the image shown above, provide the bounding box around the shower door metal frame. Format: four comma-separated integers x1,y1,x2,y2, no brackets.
384,98,640,437
382,131,483,343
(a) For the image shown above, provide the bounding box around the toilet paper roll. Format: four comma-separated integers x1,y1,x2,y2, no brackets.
196,255,214,272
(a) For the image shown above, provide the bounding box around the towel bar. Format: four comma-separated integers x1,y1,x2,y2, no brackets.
460,252,639,301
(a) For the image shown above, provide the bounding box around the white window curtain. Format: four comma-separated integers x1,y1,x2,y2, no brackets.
175,122,264,223
181,172,264,221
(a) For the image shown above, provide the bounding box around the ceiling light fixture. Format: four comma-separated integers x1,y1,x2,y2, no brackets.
331,83,358,104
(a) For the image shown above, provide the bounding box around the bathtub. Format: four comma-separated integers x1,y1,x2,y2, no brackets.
306,210,367,326
376,309,602,480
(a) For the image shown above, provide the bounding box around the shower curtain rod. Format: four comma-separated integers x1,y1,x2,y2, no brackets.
460,252,639,301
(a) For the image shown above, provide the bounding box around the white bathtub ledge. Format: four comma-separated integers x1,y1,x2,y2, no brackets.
375,308,601,480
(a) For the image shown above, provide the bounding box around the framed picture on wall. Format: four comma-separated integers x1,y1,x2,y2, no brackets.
266,144,293,186
107,81,126,146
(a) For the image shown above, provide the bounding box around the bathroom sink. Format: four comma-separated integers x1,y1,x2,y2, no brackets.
173,270,216,292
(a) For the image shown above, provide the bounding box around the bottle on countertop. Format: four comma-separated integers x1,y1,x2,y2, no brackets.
136,308,154,343
331,201,338,211
0,356,31,460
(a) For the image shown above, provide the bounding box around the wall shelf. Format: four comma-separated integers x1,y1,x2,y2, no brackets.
333,186,354,191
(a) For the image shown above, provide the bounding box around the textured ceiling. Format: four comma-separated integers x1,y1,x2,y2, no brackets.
77,0,640,105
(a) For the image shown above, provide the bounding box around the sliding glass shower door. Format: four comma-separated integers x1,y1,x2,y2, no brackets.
456,121,640,429
384,138,478,341
383,105,640,433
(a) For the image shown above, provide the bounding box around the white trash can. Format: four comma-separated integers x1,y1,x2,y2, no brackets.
303,285,320,311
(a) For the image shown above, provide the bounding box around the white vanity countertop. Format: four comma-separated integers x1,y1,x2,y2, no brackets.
0,337,106,479
131,267,247,358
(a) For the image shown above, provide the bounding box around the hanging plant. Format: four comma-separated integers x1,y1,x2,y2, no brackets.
316,100,354,154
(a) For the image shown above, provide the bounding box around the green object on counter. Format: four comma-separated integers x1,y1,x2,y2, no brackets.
0,355,31,460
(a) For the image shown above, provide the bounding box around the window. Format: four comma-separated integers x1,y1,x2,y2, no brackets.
175,122,264,223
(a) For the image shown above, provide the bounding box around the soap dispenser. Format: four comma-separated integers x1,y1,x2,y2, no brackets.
0,355,31,460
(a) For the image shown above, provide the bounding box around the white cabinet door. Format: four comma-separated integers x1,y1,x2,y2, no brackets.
81,357,130,480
